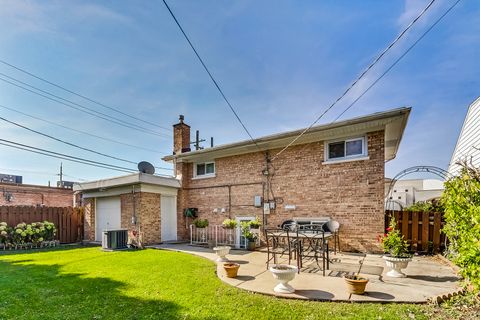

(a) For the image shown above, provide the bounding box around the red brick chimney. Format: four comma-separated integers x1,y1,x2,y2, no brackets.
173,115,191,154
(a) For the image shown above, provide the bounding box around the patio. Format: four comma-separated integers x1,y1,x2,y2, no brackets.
151,243,462,303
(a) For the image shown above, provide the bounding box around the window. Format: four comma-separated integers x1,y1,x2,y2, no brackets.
194,162,215,178
326,137,366,161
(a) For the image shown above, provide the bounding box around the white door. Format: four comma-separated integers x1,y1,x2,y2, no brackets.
236,216,255,249
161,195,177,242
95,197,121,241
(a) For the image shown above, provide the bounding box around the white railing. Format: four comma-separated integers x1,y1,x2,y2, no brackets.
190,225,261,248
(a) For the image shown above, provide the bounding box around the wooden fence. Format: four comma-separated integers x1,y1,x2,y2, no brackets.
385,210,446,253
0,206,84,243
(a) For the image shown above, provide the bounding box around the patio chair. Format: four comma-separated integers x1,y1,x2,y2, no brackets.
264,228,297,270
296,225,329,276
325,220,340,254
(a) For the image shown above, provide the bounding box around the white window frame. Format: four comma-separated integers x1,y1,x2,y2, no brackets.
193,161,216,179
323,136,368,164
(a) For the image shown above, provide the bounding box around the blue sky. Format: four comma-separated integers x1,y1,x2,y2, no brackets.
0,0,478,185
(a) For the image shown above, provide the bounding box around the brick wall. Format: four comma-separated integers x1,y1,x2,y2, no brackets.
0,183,74,207
83,198,95,241
84,192,162,244
176,131,385,253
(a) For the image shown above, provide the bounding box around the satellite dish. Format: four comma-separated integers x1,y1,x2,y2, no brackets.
138,161,155,175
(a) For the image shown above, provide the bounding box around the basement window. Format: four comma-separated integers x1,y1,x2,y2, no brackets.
325,136,367,162
194,162,215,178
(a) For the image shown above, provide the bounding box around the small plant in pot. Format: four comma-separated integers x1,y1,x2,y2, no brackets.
249,217,261,229
222,219,237,229
378,217,412,278
241,221,257,250
344,274,369,294
193,219,209,229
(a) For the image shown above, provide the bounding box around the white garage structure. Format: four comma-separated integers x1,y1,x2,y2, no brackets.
74,173,181,244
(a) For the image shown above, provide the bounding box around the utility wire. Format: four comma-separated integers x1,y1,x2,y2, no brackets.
270,0,438,162
162,0,261,151
0,116,173,171
0,141,135,174
0,59,171,132
0,104,166,154
331,0,461,123
272,0,462,171
0,75,170,138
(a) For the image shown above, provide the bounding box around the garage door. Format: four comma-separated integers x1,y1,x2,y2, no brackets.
95,197,121,241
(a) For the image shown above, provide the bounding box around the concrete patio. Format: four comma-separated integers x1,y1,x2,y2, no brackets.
151,243,462,303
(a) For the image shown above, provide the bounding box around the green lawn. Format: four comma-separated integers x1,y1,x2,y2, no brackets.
0,246,439,319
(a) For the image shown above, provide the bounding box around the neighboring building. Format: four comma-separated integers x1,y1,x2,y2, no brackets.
76,107,410,252
384,178,444,210
0,182,75,207
448,96,480,175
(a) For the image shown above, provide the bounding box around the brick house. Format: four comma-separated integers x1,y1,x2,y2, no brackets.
0,182,74,207
76,107,410,252
164,107,410,252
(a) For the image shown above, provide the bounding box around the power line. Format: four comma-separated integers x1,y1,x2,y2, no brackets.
0,103,166,154
270,0,438,162
0,59,171,132
331,0,462,123
0,140,135,174
0,75,170,138
162,0,261,151
272,0,462,171
0,116,173,171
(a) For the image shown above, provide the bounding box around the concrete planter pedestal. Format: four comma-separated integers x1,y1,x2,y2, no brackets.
269,264,298,293
383,255,412,278
213,246,231,262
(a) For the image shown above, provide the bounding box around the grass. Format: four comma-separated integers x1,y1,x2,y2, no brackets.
0,246,467,319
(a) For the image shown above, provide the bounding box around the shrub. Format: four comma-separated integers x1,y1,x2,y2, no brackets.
193,219,209,228
442,164,480,292
0,221,57,248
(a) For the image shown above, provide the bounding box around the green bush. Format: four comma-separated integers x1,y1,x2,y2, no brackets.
0,221,57,248
193,219,209,228
441,165,480,292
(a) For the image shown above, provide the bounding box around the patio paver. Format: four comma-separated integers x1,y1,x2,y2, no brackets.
150,243,461,303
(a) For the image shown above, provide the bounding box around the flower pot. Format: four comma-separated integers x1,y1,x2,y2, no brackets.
269,264,298,293
344,275,369,294
213,246,231,262
223,263,240,278
383,255,412,278
246,240,256,251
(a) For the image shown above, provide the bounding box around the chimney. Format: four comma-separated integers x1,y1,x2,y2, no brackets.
173,115,191,154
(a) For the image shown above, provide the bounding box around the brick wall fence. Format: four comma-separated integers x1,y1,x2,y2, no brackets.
0,183,74,207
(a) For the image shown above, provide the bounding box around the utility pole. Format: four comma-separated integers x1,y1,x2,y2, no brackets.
59,163,63,184
190,130,206,150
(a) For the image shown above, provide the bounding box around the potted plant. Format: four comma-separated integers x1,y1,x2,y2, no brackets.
222,219,237,229
249,217,261,229
269,264,298,293
241,221,257,250
223,262,240,278
378,217,412,278
194,219,209,243
344,274,369,294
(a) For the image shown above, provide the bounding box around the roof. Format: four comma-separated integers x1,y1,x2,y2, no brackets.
163,107,411,163
73,173,180,192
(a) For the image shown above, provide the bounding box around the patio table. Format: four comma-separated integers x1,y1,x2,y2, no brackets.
270,230,332,276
